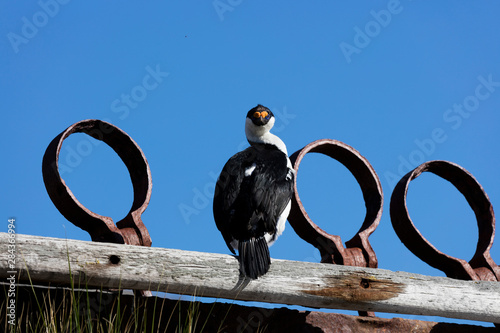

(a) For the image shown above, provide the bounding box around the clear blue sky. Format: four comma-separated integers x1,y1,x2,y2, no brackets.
2,1,499,326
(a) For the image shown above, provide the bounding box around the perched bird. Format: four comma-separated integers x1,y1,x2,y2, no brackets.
213,105,294,279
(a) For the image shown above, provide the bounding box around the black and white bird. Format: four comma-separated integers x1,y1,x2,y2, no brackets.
213,105,294,279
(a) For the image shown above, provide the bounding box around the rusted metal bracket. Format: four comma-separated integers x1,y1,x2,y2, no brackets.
42,119,152,247
288,139,383,317
390,160,499,282
288,139,383,269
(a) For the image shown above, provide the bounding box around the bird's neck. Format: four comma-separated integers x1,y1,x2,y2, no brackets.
246,130,288,155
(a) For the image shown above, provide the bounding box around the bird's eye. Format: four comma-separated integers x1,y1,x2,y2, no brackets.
253,111,261,118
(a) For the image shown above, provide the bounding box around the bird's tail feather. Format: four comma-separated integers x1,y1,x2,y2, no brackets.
238,237,270,279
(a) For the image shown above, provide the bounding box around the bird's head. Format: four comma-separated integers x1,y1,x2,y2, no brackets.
245,105,275,139
245,104,288,153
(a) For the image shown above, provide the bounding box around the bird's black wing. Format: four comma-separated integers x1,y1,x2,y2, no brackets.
248,146,294,234
213,146,294,253
213,148,256,253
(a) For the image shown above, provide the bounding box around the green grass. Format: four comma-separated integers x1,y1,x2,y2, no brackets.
1,257,230,333
1,282,233,333
0,242,266,332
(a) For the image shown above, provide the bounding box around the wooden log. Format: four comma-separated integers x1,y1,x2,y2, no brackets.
4,284,497,332
1,233,499,324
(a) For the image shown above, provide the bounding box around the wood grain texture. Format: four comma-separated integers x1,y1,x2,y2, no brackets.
1,233,499,324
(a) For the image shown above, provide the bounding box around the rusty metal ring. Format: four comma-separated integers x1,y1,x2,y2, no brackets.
42,119,152,246
390,160,499,281
288,139,383,268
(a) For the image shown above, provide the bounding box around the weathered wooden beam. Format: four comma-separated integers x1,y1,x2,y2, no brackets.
3,284,497,332
1,233,499,324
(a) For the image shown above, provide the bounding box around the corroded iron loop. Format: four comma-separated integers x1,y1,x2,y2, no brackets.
390,160,499,281
42,119,152,247
288,139,383,269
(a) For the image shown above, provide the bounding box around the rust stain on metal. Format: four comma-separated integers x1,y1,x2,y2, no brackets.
390,160,500,328
42,119,153,297
42,119,152,247
289,139,383,316
390,160,499,282
302,274,404,302
288,139,383,269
